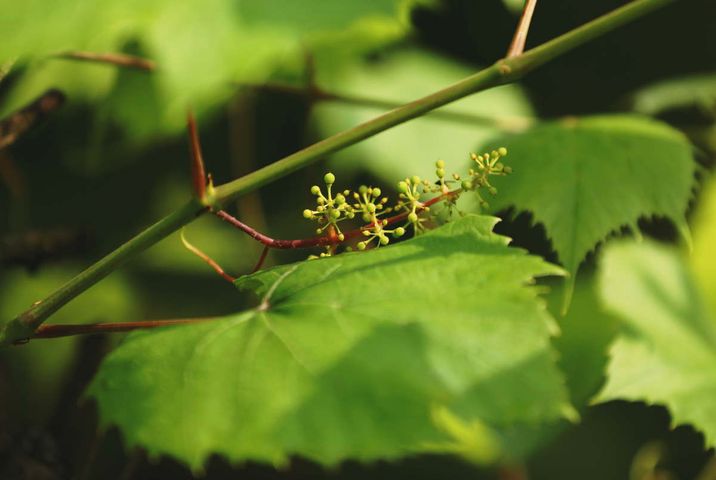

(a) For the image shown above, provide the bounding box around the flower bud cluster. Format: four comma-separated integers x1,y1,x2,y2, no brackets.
302,148,509,256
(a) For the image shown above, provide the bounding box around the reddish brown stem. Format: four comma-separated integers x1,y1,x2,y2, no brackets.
55,51,156,71
31,318,215,341
252,245,270,273
507,0,538,58
214,188,460,249
187,113,207,199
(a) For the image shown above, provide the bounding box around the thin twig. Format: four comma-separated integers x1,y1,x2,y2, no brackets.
31,317,216,340
0,89,65,150
252,245,270,273
180,230,236,283
507,0,539,58
186,112,207,199
54,51,156,71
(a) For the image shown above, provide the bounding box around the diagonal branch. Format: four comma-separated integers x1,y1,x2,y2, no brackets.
507,0,538,58
1,0,676,347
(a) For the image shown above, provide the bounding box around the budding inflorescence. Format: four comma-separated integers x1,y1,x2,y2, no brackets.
303,172,356,242
302,148,509,257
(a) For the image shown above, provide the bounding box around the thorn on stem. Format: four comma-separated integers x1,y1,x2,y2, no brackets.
506,0,538,58
187,112,208,200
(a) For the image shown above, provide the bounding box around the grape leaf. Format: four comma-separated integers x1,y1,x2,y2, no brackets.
1,0,415,135
546,277,619,408
595,241,716,447
691,177,716,315
311,47,534,183
480,115,696,304
89,214,571,469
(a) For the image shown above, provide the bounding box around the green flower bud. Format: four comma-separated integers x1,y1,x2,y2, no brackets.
498,147,508,157
379,235,389,245
330,209,341,220
362,213,372,223
362,230,371,236
408,212,419,223
335,194,345,204
436,168,445,178
411,175,421,184
359,185,368,195
338,233,345,241
303,209,313,219
398,181,409,194
461,180,473,190
367,203,376,213
394,227,405,237
310,185,321,195
357,241,367,251
324,172,335,185
436,159,445,168
372,187,381,198
504,166,513,174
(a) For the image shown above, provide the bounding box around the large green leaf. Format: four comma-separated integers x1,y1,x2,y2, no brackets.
89,214,571,469
595,241,716,447
1,0,414,134
481,115,696,304
311,47,534,182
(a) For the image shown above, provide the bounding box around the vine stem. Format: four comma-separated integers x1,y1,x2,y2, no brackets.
30,318,216,339
0,0,675,347
239,81,533,131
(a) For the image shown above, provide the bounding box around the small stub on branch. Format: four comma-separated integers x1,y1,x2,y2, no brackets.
0,89,65,150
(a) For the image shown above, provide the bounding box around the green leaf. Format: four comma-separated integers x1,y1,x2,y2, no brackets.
546,277,619,408
312,47,534,182
691,176,716,315
481,115,696,305
89,214,571,469
630,73,716,116
1,0,415,135
595,241,716,447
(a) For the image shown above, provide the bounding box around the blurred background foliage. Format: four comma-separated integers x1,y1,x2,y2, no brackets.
1,0,716,478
